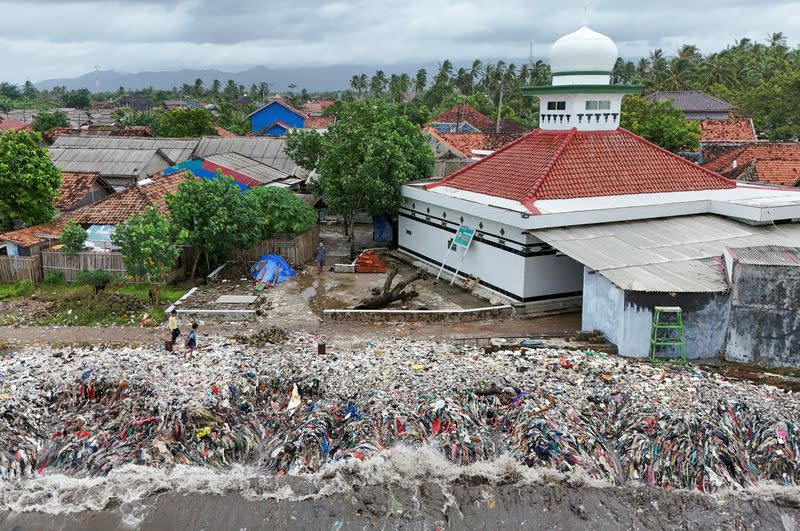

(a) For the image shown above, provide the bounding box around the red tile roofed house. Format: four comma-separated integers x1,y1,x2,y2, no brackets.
700,119,756,143
428,104,529,134
304,115,335,130
55,172,115,212
0,221,66,257
427,128,735,211
724,158,800,187
703,143,800,175
0,119,32,132
302,100,335,116
65,170,191,226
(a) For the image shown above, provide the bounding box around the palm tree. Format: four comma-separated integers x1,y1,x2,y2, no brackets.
350,75,362,97
635,58,651,80
662,58,694,90
413,69,427,94
358,74,368,96
702,57,736,87
435,59,453,85
767,32,787,48
455,67,472,94
471,59,484,85
648,49,669,86
677,44,701,61
370,70,387,98
258,82,269,101
211,79,221,99
193,78,204,98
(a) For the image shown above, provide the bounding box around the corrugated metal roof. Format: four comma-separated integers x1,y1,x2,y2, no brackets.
203,152,289,184
532,215,800,292
730,245,800,266
51,136,199,164
193,137,309,178
49,147,167,177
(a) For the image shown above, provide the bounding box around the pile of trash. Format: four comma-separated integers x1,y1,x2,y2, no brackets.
1,336,799,494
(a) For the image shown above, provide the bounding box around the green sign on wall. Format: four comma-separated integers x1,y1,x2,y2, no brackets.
453,226,476,248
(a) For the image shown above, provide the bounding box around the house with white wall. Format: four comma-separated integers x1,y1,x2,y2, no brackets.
398,26,800,358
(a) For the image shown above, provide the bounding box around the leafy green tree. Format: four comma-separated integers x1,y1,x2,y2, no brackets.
286,100,433,257
63,89,91,109
60,221,87,256
111,206,181,301
155,108,214,137
0,131,61,230
247,186,317,238
285,129,323,170
738,70,800,140
32,110,69,132
22,81,38,101
0,83,20,100
167,174,263,278
621,96,702,153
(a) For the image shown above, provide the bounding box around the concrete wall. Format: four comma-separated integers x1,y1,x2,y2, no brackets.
582,268,730,359
726,263,800,367
397,195,583,302
581,269,624,345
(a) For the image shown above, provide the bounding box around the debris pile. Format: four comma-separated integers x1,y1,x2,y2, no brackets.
1,337,799,493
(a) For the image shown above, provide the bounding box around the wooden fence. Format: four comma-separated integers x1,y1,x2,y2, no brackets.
230,225,320,265
42,250,127,281
41,250,187,283
0,256,42,283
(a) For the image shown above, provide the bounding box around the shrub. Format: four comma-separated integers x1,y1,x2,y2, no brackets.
0,279,35,300
43,270,64,284
60,221,87,257
76,269,111,285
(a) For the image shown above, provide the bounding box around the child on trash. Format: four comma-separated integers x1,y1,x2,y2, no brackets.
168,309,180,345
185,322,198,357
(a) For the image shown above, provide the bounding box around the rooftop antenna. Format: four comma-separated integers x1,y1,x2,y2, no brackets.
529,42,534,68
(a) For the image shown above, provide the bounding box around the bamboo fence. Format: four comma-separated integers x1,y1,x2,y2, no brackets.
231,225,320,265
0,256,42,283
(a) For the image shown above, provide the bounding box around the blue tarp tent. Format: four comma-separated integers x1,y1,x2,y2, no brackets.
372,215,393,242
251,254,296,286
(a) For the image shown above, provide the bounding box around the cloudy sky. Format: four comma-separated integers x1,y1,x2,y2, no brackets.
2,0,800,82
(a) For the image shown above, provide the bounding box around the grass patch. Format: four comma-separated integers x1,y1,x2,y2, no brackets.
2,280,190,327
115,284,185,303
0,279,35,301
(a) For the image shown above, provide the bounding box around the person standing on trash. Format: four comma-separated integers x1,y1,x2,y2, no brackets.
185,322,198,357
168,309,181,346
315,242,327,273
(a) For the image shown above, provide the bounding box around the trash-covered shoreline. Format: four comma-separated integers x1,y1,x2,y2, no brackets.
1,334,799,495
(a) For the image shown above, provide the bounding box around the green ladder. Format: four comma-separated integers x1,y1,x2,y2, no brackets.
649,306,687,365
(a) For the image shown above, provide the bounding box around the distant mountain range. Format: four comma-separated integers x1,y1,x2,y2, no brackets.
34,60,533,94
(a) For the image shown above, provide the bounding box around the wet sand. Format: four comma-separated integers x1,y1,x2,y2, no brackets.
3,480,800,530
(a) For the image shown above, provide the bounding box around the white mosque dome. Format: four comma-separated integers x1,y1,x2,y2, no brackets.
550,26,618,74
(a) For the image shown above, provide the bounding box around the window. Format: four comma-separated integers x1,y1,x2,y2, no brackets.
585,100,611,110
547,101,566,111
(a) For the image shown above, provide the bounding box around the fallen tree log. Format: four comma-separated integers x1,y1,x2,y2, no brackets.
354,268,427,309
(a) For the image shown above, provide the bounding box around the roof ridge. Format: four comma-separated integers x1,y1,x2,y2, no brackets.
522,128,578,210
617,128,735,186
426,129,544,190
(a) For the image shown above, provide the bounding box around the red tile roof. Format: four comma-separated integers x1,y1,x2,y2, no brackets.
436,131,526,156
65,170,191,225
702,143,800,173
214,126,238,137
302,100,335,116
55,172,103,210
429,104,529,134
700,119,756,142
0,221,66,247
725,158,800,187
431,104,495,131
427,128,735,211
0,119,32,132
304,115,335,129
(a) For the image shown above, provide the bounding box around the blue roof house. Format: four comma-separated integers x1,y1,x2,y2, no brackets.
248,100,307,136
